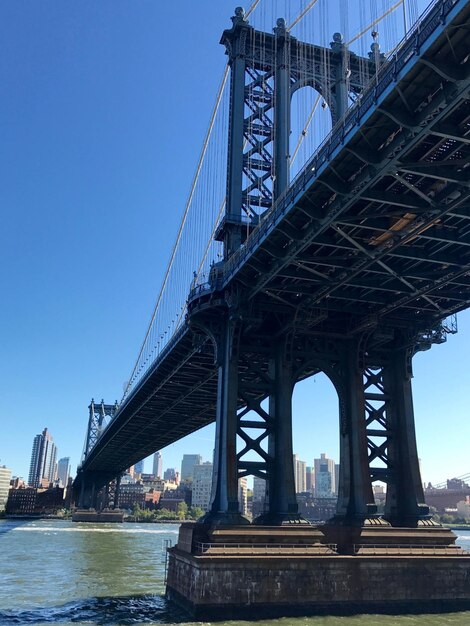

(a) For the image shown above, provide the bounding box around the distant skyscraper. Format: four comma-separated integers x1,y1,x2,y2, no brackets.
306,466,315,493
314,453,336,497
181,454,202,482
192,462,213,511
253,476,266,503
28,428,57,487
252,476,266,517
57,457,70,488
134,460,144,475
153,451,163,478
164,468,177,482
293,454,307,493
0,466,12,511
238,477,248,515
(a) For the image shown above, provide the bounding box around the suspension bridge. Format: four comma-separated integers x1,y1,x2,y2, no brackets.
73,0,470,616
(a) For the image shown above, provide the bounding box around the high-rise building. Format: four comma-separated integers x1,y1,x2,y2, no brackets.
181,454,202,482
134,460,144,476
253,476,266,503
252,476,266,517
306,466,315,493
0,466,12,511
293,454,307,493
192,462,213,511
57,457,70,488
153,451,163,478
28,428,58,488
314,453,336,497
164,468,177,482
238,477,248,515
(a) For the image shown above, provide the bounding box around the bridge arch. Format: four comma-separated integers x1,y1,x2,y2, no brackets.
291,370,339,520
289,85,332,180
292,347,377,523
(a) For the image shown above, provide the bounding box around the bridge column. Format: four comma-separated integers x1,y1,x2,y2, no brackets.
330,33,350,123
78,478,97,509
255,338,305,525
273,18,291,201
113,474,121,509
203,316,249,525
382,346,430,526
334,340,378,524
222,8,252,258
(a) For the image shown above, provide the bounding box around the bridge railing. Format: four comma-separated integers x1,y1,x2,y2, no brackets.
221,0,458,285
194,542,339,555
353,544,469,555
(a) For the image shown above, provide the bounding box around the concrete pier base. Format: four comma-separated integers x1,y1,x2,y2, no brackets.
166,523,470,619
71,508,124,523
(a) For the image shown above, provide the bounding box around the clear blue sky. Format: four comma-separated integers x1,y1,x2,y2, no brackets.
0,0,467,488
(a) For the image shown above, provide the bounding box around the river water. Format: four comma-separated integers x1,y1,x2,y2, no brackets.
0,519,469,626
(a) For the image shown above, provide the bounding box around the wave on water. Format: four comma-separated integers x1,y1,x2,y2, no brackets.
12,526,179,534
0,594,188,625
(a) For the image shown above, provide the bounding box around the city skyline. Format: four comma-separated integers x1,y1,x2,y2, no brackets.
1,0,468,489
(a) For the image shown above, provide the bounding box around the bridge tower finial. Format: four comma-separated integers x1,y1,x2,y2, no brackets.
232,6,247,25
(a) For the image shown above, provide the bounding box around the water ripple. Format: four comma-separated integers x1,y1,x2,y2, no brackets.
0,595,188,625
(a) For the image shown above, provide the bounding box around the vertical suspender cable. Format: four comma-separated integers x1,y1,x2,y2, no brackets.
122,0,263,400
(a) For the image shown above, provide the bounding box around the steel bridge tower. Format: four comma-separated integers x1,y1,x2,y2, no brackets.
76,399,121,510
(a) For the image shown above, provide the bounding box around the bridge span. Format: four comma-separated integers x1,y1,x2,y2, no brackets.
75,0,470,512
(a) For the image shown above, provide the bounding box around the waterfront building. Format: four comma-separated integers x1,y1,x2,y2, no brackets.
293,454,307,493
121,472,136,485
35,486,64,515
57,457,70,488
0,466,12,511
144,489,161,510
28,428,58,488
7,485,64,516
160,482,192,509
448,477,469,490
159,497,185,512
181,454,202,482
424,482,470,513
6,487,37,515
153,451,163,478
192,462,213,511
117,483,146,510
457,497,470,521
314,453,336,497
141,477,164,491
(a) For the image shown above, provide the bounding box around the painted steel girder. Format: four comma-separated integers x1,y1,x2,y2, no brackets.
227,1,470,304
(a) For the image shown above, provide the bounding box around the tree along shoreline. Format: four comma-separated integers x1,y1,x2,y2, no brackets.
127,503,204,523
